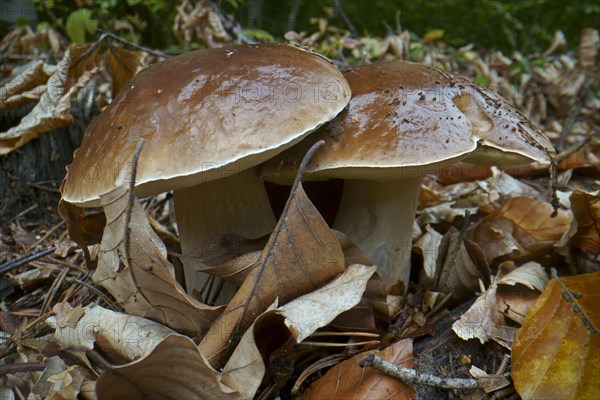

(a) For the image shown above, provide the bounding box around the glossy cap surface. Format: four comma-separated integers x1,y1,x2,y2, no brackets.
261,61,555,183
61,44,351,206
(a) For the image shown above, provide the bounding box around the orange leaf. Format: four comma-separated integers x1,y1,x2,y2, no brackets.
469,197,571,262
512,272,600,400
569,190,600,254
106,45,146,97
299,339,414,399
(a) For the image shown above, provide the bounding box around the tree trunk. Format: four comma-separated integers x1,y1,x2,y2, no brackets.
0,107,91,220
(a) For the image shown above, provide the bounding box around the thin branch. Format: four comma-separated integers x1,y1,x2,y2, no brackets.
38,0,68,37
0,362,46,376
0,247,56,275
333,0,360,38
359,354,482,390
96,29,170,58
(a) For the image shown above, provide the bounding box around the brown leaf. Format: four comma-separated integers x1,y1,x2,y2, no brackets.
48,303,175,364
96,334,242,400
512,272,600,400
453,262,548,346
468,197,571,263
94,186,222,337
0,61,56,111
106,45,146,97
182,233,268,287
568,190,600,254
281,264,377,342
45,365,86,400
299,339,414,399
434,227,491,302
413,225,443,279
198,144,346,368
0,44,99,155
222,265,376,399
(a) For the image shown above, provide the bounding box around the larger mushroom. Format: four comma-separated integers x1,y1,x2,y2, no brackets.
60,43,351,299
262,60,555,290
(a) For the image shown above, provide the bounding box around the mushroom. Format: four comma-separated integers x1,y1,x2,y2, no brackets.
261,61,555,290
60,43,351,300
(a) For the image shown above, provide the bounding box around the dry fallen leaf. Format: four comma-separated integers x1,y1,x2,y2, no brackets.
469,196,571,263
282,263,377,342
0,44,99,155
0,60,56,111
453,262,548,346
413,225,443,279
434,226,491,302
94,185,222,337
45,365,86,400
222,264,376,399
47,302,175,363
199,143,345,368
106,45,147,97
512,271,600,400
96,334,241,400
182,233,267,287
560,190,600,255
299,339,414,399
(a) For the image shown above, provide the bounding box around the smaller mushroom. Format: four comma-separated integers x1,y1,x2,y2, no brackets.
262,61,555,290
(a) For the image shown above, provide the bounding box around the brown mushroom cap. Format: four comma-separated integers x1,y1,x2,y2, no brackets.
261,61,555,183
61,44,351,206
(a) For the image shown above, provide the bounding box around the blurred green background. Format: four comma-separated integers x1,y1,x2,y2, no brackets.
2,0,598,53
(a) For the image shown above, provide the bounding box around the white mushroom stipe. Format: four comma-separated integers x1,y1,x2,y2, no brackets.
333,177,420,289
174,167,276,304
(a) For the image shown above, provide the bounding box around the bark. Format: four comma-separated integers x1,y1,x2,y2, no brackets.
0,106,91,220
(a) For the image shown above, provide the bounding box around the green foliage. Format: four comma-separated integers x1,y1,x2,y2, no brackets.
65,8,98,43
24,0,599,53
233,0,599,53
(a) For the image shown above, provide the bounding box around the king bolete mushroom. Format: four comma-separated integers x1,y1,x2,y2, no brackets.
60,43,351,299
262,61,555,290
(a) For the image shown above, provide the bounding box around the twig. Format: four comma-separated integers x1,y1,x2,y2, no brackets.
0,362,46,376
359,354,481,389
300,340,379,347
40,267,68,316
333,0,360,38
38,0,68,37
96,29,170,58
28,182,60,193
5,204,38,224
27,221,65,251
65,277,121,311
0,247,56,275
292,354,347,394
555,130,598,164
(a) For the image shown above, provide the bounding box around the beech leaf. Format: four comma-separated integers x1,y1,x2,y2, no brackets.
47,302,175,363
198,141,345,368
512,271,600,400
469,196,571,263
299,339,414,399
96,334,241,400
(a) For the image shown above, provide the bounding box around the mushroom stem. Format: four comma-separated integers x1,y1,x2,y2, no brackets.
174,166,276,303
332,177,421,290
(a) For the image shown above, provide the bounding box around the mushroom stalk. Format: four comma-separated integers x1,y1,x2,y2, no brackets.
332,177,421,290
174,166,276,303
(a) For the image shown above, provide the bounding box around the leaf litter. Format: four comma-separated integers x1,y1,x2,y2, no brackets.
1,19,598,400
